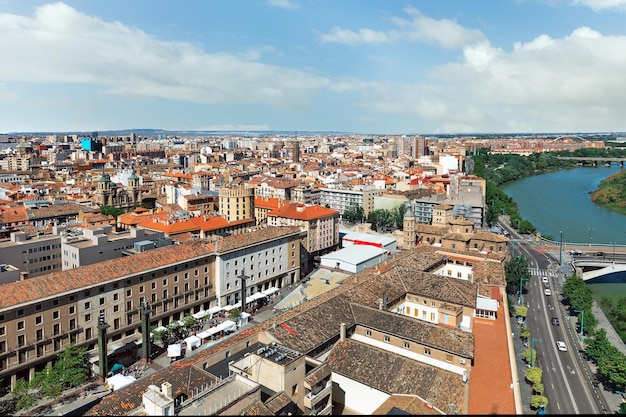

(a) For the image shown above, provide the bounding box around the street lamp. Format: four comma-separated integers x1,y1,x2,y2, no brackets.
574,309,585,342
517,218,520,234
589,227,594,247
519,276,529,305
531,337,544,367
559,230,563,266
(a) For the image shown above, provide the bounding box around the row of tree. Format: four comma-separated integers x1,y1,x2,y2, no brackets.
1,344,90,414
343,204,407,233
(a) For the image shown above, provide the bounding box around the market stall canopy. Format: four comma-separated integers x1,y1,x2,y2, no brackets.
107,373,136,391
262,287,279,295
192,310,207,319
167,343,182,358
184,335,201,350
208,306,223,315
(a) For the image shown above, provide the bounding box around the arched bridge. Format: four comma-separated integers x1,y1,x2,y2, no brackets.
556,156,626,167
573,259,626,282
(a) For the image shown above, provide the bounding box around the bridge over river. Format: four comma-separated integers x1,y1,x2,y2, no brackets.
556,156,626,166
572,259,626,282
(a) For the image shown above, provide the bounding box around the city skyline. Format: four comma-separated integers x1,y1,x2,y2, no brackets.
2,1,626,134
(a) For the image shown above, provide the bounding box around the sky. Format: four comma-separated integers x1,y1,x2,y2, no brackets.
2,1,626,135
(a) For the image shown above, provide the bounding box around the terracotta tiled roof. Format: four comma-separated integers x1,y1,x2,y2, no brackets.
350,303,474,359
85,363,218,416
326,339,467,414
261,249,477,354
267,203,338,221
0,205,28,223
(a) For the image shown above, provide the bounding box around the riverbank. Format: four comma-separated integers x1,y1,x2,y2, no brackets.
591,169,626,216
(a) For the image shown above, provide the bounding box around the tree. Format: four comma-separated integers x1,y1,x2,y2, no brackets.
505,255,530,295
11,378,36,411
523,348,536,365
343,205,364,223
525,367,542,385
531,395,548,410
521,327,531,340
516,306,528,319
532,382,545,394
100,206,124,218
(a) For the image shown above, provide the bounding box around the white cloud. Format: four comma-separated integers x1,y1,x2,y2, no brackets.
0,2,328,110
571,0,626,11
360,27,626,133
319,27,394,44
267,0,299,9
319,7,485,49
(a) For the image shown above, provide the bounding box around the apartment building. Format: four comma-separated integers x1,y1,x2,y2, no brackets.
0,229,64,279
266,203,340,271
0,226,301,392
319,185,384,217
218,182,255,223
61,225,171,271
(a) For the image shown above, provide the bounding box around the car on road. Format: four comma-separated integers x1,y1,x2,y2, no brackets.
542,276,548,283
556,340,567,352
552,317,560,326
544,288,552,296
595,251,604,256
570,250,582,256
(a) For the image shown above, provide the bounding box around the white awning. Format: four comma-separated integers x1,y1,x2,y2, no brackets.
107,374,136,391
208,306,223,314
262,287,279,295
196,329,213,339
222,305,234,312
476,296,499,312
184,335,201,350
218,319,237,333
193,310,207,319
232,302,242,310
167,343,182,357
248,292,266,301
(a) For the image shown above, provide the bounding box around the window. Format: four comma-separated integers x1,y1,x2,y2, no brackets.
113,293,119,301
99,297,105,305
17,309,24,317
291,384,298,396
69,306,75,315
17,321,25,330
36,329,43,341
365,330,371,337
0,327,4,336
424,348,431,356
85,302,91,310
53,323,60,335
69,318,76,330
151,282,156,290
383,336,390,343
17,334,25,347
85,313,91,322
85,328,92,339
35,316,43,325
127,289,132,297
404,342,410,349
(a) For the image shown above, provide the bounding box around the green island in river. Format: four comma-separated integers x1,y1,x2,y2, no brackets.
591,170,626,215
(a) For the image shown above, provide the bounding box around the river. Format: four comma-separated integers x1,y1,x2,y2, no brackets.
502,164,626,301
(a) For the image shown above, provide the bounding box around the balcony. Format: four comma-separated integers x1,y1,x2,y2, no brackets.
304,380,331,409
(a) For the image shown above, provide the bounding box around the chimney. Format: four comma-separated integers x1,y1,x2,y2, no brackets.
340,323,346,342
161,382,173,399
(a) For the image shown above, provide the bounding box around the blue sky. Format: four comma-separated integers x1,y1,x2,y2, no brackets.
2,0,626,134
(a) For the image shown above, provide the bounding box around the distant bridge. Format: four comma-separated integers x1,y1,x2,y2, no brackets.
556,156,626,166
572,259,626,281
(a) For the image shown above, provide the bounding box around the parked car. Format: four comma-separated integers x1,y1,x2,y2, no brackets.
556,340,567,352
595,251,604,256
544,288,552,296
551,317,559,326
